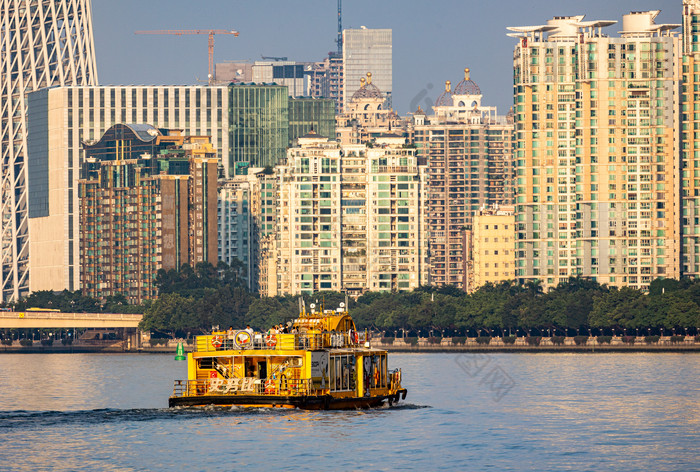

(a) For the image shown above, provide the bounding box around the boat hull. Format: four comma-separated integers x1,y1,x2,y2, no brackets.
169,389,407,410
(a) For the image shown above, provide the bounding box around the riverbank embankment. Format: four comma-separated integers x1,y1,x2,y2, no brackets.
2,335,700,353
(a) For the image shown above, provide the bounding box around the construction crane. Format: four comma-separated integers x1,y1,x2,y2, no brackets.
135,29,239,85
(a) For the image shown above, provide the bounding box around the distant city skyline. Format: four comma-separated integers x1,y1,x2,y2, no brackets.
92,0,679,115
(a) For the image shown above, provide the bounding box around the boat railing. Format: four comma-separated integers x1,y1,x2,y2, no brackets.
196,331,370,353
172,377,314,398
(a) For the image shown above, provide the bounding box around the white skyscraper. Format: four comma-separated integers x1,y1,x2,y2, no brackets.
0,0,98,301
342,27,392,111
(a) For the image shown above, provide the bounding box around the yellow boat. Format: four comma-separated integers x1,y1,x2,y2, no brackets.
168,302,407,409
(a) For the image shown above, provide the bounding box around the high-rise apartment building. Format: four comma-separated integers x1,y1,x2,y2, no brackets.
0,0,98,301
308,54,344,113
307,60,330,100
509,11,681,291
271,133,428,297
253,170,279,296
414,69,514,289
343,28,392,112
218,167,278,293
218,177,254,290
79,125,218,303
682,1,700,277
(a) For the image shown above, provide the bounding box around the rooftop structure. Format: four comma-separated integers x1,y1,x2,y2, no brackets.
215,60,310,97
336,73,409,146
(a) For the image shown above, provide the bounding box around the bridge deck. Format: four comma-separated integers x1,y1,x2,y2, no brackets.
0,312,143,328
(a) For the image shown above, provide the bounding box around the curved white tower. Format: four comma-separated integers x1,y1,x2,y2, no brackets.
0,0,98,301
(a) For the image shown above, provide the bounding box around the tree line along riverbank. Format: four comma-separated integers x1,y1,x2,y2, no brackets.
139,271,700,337
2,263,700,340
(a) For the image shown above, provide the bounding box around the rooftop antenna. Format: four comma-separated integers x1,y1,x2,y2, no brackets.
336,0,343,54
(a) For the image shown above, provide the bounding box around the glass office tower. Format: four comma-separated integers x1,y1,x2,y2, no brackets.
228,84,288,171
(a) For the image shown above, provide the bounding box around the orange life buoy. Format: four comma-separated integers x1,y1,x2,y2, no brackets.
265,334,277,348
211,335,223,348
264,379,277,394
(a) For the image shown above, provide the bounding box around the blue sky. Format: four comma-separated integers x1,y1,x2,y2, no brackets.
93,0,680,115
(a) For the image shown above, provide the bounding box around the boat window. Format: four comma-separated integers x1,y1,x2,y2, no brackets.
364,354,388,390
330,354,356,392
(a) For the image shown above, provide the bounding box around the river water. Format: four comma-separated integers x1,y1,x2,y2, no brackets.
0,352,698,471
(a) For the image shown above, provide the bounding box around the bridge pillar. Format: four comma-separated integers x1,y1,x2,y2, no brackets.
124,328,142,351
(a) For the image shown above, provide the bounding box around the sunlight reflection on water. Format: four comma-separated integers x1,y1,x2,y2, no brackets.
0,353,698,471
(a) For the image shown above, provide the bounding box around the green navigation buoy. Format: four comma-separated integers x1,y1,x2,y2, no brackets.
174,342,186,361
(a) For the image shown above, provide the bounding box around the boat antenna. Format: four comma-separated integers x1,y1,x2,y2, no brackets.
345,293,349,312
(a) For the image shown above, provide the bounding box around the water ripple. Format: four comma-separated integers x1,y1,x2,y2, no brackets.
0,353,698,472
